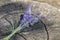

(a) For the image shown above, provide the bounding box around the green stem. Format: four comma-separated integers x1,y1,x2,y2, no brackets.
1,24,22,40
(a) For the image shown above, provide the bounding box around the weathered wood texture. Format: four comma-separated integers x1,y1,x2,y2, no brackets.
0,0,60,40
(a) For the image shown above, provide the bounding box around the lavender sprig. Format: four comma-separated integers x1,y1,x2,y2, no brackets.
1,6,43,40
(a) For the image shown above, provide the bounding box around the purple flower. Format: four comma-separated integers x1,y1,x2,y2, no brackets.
20,6,40,27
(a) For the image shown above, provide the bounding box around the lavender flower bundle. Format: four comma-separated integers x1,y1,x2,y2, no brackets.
1,6,49,40
20,6,40,29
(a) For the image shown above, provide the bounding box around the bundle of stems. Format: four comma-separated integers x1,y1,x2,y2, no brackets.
0,22,28,40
